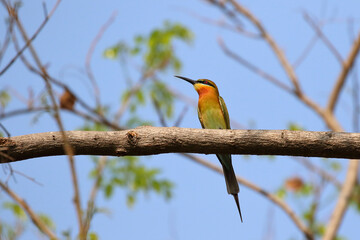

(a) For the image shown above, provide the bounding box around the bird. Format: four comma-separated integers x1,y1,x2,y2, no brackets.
175,75,243,222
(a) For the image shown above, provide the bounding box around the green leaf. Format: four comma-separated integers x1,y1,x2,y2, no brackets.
298,183,314,196
0,90,10,108
330,162,341,171
38,213,56,230
275,187,287,199
103,42,129,59
288,122,305,131
104,184,113,198
127,194,135,207
3,202,27,220
88,232,99,240
136,90,145,104
97,156,173,208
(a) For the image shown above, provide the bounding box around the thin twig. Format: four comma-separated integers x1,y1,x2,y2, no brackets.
293,35,318,69
348,19,360,132
113,70,154,123
292,157,342,189
0,122,10,137
327,30,360,112
322,160,359,240
184,8,260,38
226,0,302,95
173,105,188,127
7,32,121,130
0,106,123,130
0,10,14,65
0,181,58,239
0,0,61,76
82,157,107,237
6,2,85,237
85,11,118,109
303,12,343,64
218,37,293,93
152,96,168,127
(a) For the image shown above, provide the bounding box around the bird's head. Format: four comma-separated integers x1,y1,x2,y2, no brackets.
175,76,219,96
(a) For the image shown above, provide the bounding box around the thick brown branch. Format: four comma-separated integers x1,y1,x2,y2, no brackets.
1,127,360,162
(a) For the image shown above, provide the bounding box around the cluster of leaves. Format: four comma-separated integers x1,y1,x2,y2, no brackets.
104,21,192,72
90,156,173,207
0,90,10,110
104,21,193,128
0,201,55,239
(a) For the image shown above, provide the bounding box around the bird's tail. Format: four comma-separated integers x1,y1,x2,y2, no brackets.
217,154,239,195
217,154,243,222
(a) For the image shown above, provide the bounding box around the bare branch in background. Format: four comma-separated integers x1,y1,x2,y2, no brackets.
0,0,61,76
152,97,168,127
0,181,58,239
218,37,293,93
113,70,154,122
292,157,342,189
183,9,260,38
173,105,188,127
327,30,360,113
225,0,302,94
303,12,343,64
292,35,318,69
82,157,107,237
181,153,313,240
2,0,86,237
348,19,360,132
85,11,118,110
0,122,10,137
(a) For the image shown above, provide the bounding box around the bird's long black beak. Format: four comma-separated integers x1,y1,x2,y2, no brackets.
175,75,196,85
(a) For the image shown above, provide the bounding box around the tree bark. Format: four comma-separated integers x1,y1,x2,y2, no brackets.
1,126,360,163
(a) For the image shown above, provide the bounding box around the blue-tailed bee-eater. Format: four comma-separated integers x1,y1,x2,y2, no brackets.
176,76,243,222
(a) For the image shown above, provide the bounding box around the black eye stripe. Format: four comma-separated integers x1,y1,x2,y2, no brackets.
199,80,214,87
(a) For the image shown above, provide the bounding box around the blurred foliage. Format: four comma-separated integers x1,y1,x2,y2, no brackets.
38,213,56,231
3,202,27,221
287,122,305,131
321,158,342,172
90,156,173,207
1,201,55,238
88,232,99,240
104,21,193,127
0,90,10,109
350,183,360,212
104,21,192,72
0,221,24,240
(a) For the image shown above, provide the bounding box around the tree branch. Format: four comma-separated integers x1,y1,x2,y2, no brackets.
327,30,360,112
226,0,302,95
182,153,314,240
0,181,58,239
2,127,360,162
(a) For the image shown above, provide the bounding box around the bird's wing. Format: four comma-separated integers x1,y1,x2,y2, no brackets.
197,107,205,129
219,96,231,129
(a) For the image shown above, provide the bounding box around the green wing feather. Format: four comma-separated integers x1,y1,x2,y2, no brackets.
219,96,230,129
197,107,205,128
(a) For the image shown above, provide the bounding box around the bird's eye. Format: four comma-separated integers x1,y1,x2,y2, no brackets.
204,81,208,84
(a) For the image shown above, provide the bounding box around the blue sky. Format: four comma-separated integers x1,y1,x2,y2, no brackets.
1,0,360,239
